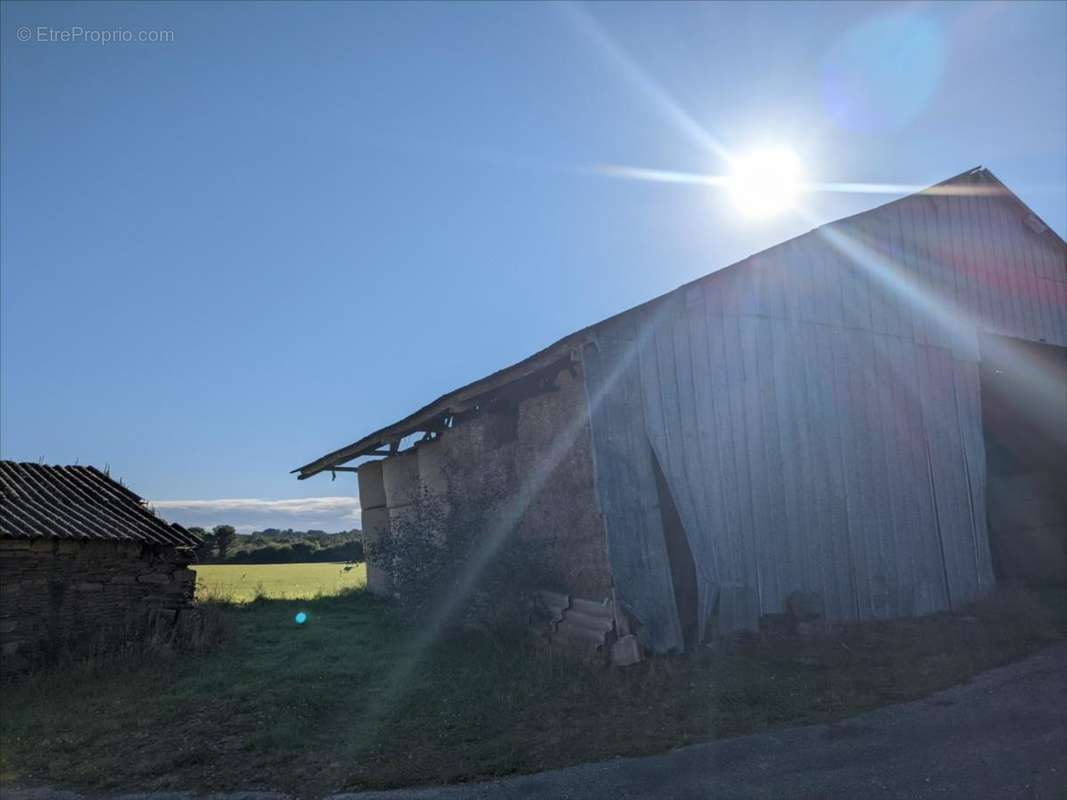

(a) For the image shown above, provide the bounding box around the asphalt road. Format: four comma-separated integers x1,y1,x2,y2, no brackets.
6,645,1066,800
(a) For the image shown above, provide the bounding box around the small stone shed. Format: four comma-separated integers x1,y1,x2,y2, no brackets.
0,461,202,671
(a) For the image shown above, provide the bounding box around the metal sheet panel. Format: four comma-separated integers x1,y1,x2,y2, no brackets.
582,328,684,654
580,171,1064,650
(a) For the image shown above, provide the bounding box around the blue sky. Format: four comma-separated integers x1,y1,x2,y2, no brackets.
2,1,1064,532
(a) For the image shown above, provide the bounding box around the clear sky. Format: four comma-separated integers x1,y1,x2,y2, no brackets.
2,1,1064,532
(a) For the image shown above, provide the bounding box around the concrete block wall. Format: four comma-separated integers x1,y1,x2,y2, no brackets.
356,460,392,595
0,538,196,672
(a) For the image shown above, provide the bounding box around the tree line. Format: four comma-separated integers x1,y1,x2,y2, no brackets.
189,525,364,564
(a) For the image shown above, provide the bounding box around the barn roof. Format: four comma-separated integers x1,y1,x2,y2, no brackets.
0,461,200,547
293,166,1066,480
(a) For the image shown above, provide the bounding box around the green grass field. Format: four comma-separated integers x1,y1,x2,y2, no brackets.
192,562,366,602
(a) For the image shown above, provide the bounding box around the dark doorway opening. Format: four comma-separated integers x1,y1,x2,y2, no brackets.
979,334,1067,585
650,445,699,650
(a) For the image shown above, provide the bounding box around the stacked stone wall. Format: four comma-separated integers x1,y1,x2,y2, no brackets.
358,363,612,602
0,538,196,672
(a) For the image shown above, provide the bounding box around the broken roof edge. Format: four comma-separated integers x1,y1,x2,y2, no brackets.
293,332,595,479
293,166,1065,480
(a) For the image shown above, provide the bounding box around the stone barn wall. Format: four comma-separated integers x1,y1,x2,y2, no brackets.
359,363,612,602
0,538,196,671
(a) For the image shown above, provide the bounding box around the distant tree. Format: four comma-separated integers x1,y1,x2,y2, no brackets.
189,527,217,560
213,524,236,559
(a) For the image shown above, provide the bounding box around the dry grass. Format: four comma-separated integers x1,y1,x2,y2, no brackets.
1,586,1063,797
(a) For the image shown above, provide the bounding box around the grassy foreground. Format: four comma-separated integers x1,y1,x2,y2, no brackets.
193,562,366,602
1,584,1064,797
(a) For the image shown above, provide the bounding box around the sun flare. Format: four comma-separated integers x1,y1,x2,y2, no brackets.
728,147,804,219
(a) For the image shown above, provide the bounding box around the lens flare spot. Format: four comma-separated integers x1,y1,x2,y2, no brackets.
294,611,308,625
822,12,944,133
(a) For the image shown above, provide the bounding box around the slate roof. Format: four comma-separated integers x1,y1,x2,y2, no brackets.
0,461,200,547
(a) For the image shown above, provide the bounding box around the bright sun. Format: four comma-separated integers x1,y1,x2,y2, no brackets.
728,147,804,219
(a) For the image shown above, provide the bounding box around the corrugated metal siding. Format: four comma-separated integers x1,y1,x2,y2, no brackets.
583,170,1065,652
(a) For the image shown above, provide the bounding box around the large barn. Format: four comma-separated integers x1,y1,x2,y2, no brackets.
0,462,201,671
296,167,1067,659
